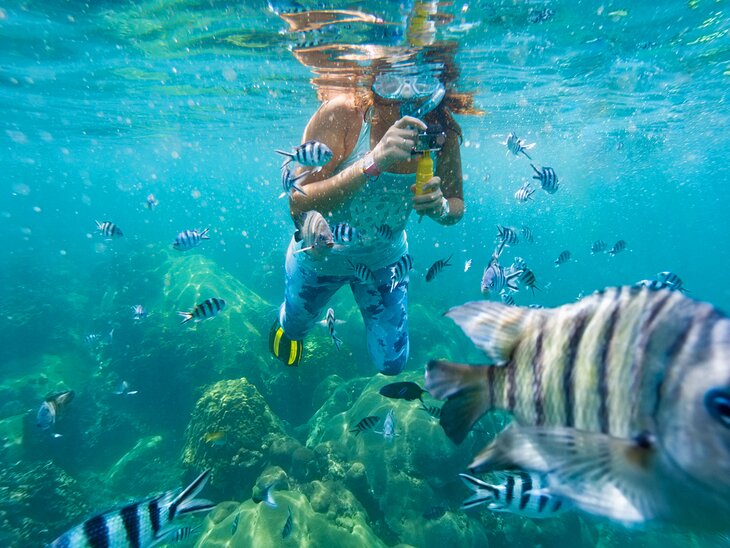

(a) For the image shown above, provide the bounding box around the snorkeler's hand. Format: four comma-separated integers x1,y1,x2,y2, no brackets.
372,116,428,171
410,177,444,217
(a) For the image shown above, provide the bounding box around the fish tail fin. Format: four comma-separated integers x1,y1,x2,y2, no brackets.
425,360,496,445
278,191,286,199
459,473,499,510
167,469,215,520
293,246,313,255
530,163,540,175
333,335,343,351
178,311,194,325
275,149,294,160
521,149,532,160
445,254,453,267
200,228,210,239
292,182,308,196
95,220,102,229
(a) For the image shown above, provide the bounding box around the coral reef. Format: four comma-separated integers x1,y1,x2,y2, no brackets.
196,490,384,547
181,378,286,499
0,460,88,547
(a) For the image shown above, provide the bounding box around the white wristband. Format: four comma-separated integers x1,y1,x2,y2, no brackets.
435,197,450,222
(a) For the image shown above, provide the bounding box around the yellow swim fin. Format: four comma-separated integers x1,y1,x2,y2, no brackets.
268,320,303,367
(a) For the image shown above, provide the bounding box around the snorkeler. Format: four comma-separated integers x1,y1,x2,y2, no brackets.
269,68,464,372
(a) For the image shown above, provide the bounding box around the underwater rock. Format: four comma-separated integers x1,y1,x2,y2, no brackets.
182,378,285,500
197,489,384,547
307,371,488,546
0,459,88,546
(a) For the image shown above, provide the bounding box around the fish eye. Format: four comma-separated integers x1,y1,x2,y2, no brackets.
705,388,730,428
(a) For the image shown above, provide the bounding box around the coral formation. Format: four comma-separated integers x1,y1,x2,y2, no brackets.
181,378,286,499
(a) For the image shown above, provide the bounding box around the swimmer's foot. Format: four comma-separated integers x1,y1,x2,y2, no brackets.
268,320,303,366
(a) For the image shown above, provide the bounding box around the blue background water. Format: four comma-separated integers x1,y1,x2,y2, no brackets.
1,0,729,545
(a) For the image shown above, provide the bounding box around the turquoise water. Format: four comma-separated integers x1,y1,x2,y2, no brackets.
1,1,729,546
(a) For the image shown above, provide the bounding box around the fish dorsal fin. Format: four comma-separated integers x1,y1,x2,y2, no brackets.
445,302,545,365
469,425,664,525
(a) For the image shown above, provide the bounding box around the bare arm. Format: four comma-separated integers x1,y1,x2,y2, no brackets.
289,97,427,218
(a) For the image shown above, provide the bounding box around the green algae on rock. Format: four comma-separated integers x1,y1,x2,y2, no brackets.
196,490,385,547
182,378,285,500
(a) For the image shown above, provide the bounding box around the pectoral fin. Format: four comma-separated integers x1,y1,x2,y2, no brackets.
469,425,663,525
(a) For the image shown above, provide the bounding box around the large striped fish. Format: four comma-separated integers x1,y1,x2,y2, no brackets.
425,286,730,530
50,470,213,547
460,470,569,518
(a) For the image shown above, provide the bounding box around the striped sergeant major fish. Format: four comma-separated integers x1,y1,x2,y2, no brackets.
514,182,535,203
519,268,540,295
96,220,123,239
347,260,374,283
178,298,226,325
375,224,394,241
481,259,522,297
554,250,571,266
497,225,519,246
173,228,209,251
276,139,333,171
608,239,626,256
426,286,730,530
591,240,607,254
389,253,413,292
350,415,379,436
49,469,214,547
294,211,334,258
324,308,342,351
281,506,294,539
279,164,311,199
635,271,688,294
332,223,358,244
503,132,535,160
521,225,534,244
500,292,515,306
167,524,201,543
459,471,569,518
426,254,452,282
531,164,559,194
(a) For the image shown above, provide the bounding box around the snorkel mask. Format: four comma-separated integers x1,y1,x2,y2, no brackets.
372,72,446,119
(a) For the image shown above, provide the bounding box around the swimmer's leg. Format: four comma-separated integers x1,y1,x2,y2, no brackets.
350,268,409,375
272,245,345,366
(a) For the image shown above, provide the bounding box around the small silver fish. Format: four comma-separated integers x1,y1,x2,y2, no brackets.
178,298,226,325
131,305,147,320
389,254,413,292
554,250,571,266
96,220,123,239
521,225,534,244
348,260,375,283
276,140,333,170
282,506,294,539
324,308,342,351
173,228,210,251
84,329,114,346
608,239,626,256
464,259,472,272
146,194,158,210
481,260,522,296
531,164,559,194
376,409,397,441
279,165,311,199
294,211,334,258
503,132,535,160
497,225,519,246
460,471,569,518
591,240,607,254
426,255,453,282
514,182,535,203
113,381,138,396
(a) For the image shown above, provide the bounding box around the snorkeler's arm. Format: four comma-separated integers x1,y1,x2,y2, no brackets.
289,97,368,216
434,127,464,225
